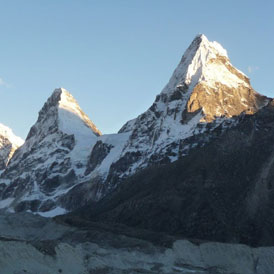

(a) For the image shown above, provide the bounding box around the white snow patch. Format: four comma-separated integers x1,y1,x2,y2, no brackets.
37,207,67,218
94,132,131,177
0,198,14,209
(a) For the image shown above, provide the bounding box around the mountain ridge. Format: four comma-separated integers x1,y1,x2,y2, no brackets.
80,34,269,203
0,34,272,216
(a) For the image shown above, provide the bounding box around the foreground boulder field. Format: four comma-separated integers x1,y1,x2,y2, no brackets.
0,212,273,274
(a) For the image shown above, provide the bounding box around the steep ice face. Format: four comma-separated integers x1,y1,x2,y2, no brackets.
0,88,101,213
57,88,101,172
58,88,101,137
0,124,24,170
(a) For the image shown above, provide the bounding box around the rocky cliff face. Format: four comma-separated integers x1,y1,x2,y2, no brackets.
0,88,101,214
0,124,24,170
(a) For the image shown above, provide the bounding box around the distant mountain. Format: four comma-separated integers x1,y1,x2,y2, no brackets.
0,124,23,170
0,34,271,217
0,88,100,215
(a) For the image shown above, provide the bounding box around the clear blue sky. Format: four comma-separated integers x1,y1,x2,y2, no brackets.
0,0,273,138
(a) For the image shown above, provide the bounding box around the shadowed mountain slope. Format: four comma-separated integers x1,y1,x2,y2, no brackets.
66,101,274,247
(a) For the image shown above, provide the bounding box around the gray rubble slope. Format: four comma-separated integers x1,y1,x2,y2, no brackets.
0,212,273,274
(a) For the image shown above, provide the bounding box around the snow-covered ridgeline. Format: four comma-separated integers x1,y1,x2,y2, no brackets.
0,34,269,216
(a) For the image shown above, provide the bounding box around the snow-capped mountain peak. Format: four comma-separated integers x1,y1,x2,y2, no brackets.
0,123,24,169
162,34,249,97
0,88,101,214
198,34,228,57
0,124,24,148
154,34,269,125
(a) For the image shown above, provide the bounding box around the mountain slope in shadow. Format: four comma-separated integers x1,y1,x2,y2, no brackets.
63,101,274,247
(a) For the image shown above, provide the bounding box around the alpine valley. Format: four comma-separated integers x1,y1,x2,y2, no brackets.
0,35,274,274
